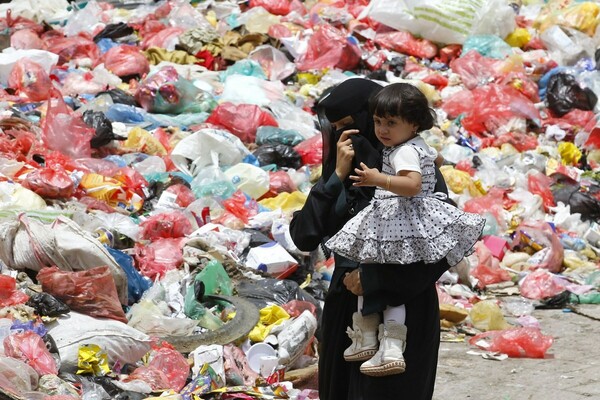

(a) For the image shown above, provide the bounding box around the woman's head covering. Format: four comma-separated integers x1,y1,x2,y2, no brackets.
316,78,383,185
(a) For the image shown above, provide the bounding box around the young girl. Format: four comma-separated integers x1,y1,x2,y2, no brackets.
326,83,485,377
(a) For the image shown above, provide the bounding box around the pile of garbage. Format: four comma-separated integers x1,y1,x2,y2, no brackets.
0,0,599,398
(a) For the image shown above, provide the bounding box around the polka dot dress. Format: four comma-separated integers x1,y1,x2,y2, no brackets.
326,143,485,266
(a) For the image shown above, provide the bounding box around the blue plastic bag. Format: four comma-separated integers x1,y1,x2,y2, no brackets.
106,246,151,305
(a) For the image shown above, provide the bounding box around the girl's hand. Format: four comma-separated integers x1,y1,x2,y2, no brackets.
335,129,359,180
343,269,363,295
350,162,382,187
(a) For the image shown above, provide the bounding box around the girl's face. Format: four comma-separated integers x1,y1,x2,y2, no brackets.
373,115,418,147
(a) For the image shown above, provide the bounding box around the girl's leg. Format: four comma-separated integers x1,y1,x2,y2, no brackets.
344,295,380,362
383,304,406,325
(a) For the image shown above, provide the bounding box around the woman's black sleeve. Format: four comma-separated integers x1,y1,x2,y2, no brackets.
289,174,348,252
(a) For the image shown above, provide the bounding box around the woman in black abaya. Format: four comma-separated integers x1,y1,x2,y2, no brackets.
290,78,451,400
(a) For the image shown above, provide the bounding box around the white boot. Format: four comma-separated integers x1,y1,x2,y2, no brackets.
343,312,380,362
360,322,407,376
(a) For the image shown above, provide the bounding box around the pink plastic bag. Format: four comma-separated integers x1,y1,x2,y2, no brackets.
282,300,317,318
141,27,186,50
43,34,100,65
135,237,185,280
147,345,190,392
294,135,322,166
37,266,128,323
123,366,170,391
21,166,74,199
528,171,556,211
4,331,58,375
261,170,296,199
463,188,508,231
374,31,437,59
164,183,196,208
0,275,29,307
470,242,512,289
469,328,553,358
249,0,291,15
10,29,44,50
42,93,95,159
511,221,564,273
206,102,278,143
519,269,567,300
140,211,193,241
103,45,150,77
296,24,361,71
449,50,503,90
7,59,52,101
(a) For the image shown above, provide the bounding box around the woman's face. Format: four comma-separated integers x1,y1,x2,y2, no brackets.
331,116,355,132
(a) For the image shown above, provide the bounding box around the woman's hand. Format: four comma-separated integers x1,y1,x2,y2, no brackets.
335,129,359,180
350,162,383,187
343,269,364,295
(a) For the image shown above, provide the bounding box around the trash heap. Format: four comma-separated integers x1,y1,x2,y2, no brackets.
0,0,599,398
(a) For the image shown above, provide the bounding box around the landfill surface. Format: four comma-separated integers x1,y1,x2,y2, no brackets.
0,0,598,399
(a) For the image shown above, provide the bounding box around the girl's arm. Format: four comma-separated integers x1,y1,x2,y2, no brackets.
350,162,422,197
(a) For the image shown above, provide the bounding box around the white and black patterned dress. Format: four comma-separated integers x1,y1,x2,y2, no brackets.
326,137,485,266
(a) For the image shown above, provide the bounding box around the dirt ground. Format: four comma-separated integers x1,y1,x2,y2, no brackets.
433,305,600,400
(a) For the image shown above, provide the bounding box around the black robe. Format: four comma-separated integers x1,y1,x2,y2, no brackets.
290,169,451,400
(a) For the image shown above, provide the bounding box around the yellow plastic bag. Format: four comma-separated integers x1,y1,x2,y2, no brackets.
77,344,111,376
535,1,600,36
557,142,582,166
122,127,167,156
248,305,290,342
469,300,510,331
440,166,484,197
259,191,307,212
505,28,531,48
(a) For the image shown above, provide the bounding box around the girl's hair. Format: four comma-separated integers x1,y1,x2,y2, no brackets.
368,83,436,132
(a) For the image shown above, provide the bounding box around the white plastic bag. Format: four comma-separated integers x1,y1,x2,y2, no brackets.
220,74,285,107
248,45,296,81
368,0,516,45
224,163,270,199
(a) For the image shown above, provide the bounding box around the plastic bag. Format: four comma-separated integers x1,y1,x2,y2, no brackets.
296,24,361,71
546,72,598,117
82,110,118,148
4,331,58,375
99,88,138,107
135,66,216,115
374,31,437,59
511,221,564,273
147,344,190,392
140,211,193,241
206,102,278,143
194,260,234,298
127,299,197,337
0,275,29,307
294,135,322,166
448,51,503,90
256,126,304,146
106,247,151,306
470,242,512,289
25,292,70,318
43,93,95,159
519,269,567,300
262,170,297,199
368,0,515,45
461,35,513,59
134,237,185,280
141,27,186,51
93,22,134,43
224,165,270,200
103,45,150,78
0,357,39,395
236,278,320,313
248,45,296,81
7,58,52,101
253,144,302,170
37,265,128,323
10,28,44,50
552,182,600,223
469,300,510,331
249,0,290,15
21,166,75,199
43,34,100,65
469,328,553,358
527,171,555,211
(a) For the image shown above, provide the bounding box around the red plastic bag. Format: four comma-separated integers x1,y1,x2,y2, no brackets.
102,45,150,78
0,10,43,33
206,102,278,143
511,221,564,273
42,93,95,159
296,24,361,71
374,31,437,59
140,211,193,241
463,188,508,229
147,345,190,392
3,331,58,375
469,328,553,358
21,166,74,199
10,29,44,50
519,269,567,300
123,366,170,391
43,35,100,65
7,58,52,101
482,131,539,152
36,266,127,323
282,300,317,318
528,171,556,211
261,170,297,199
135,237,185,280
222,190,256,224
0,275,29,307
164,183,196,208
141,27,186,50
470,242,511,289
249,0,291,15
449,50,503,90
294,135,322,166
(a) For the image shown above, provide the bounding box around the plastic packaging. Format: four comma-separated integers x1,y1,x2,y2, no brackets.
105,246,151,306
206,102,278,143
374,31,438,59
140,211,193,241
296,24,361,72
511,221,564,273
469,328,553,358
224,163,270,200
146,344,190,392
0,275,29,307
7,58,52,101
293,135,322,166
519,269,567,300
25,292,70,318
21,166,74,199
102,45,150,78
546,72,598,117
4,331,58,375
82,110,118,149
37,265,128,323
134,237,185,280
469,300,510,331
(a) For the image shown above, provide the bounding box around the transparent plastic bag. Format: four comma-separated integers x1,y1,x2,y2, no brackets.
102,45,150,78
296,24,361,71
206,102,278,143
140,211,193,241
21,166,74,199
4,331,58,375
470,242,512,289
374,30,437,59
7,58,52,101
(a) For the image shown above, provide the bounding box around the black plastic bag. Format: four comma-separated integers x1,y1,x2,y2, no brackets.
97,88,139,107
83,110,118,148
93,22,134,43
546,72,598,117
26,292,70,317
552,182,600,222
253,144,302,169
